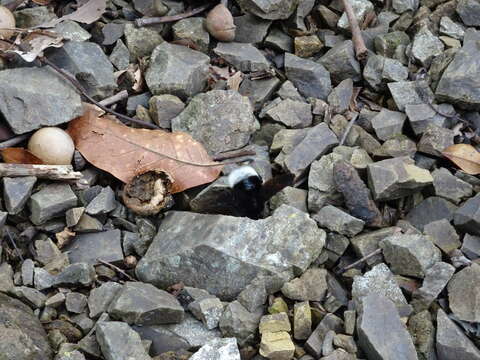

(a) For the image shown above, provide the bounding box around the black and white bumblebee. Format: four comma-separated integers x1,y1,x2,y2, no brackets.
228,166,294,219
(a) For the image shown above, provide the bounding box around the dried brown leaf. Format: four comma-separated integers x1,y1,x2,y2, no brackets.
67,110,223,193
443,143,480,175
1,148,44,164
6,30,63,62
37,0,106,28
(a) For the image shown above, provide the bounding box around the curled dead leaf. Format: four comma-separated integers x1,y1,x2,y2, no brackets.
37,0,106,28
4,30,63,62
1,147,44,164
442,143,480,175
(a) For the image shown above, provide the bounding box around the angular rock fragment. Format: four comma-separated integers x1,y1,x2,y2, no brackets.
259,313,291,334
363,55,408,91
190,338,240,360
411,27,444,67
173,18,209,53
264,98,312,128
456,0,480,26
219,301,260,346
424,219,461,253
189,297,224,330
313,205,365,237
239,77,281,111
406,196,458,231
85,187,117,215
319,41,361,83
405,103,450,135
305,314,344,358
2,176,36,215
432,167,473,204
337,0,374,29
418,124,454,157
235,0,299,20
234,13,271,44
448,263,480,322
29,183,77,225
371,108,406,141
259,331,295,360
388,80,434,111
454,193,480,235
461,234,480,260
88,282,123,318
124,22,163,59
408,310,436,359
281,268,328,301
293,301,312,340
214,42,270,72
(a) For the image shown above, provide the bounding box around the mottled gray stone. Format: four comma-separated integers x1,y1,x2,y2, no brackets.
64,230,123,265
406,196,458,231
264,98,312,128
462,234,480,260
34,268,56,291
189,297,224,330
85,187,116,215
29,183,77,225
46,41,117,99
264,27,293,52
136,205,324,300
171,90,259,154
124,22,163,59
305,314,344,358
418,124,454,157
367,157,433,201
219,300,260,346
393,0,418,13
235,0,299,20
66,207,84,228
74,214,103,233
214,42,269,72
454,193,480,235
357,294,417,360
374,31,410,58
11,285,47,308
284,53,332,100
14,6,57,27
237,278,268,312
294,301,312,340
0,263,14,293
53,20,91,41
412,27,444,67
313,206,365,236
328,79,353,114
65,292,87,314
337,0,374,30
146,42,210,100
148,94,185,128
432,167,473,204
108,282,184,325
319,41,361,83
96,321,150,360
172,17,209,53
45,293,65,308
234,13,271,44
54,263,96,288
281,268,328,301
88,282,123,318
0,292,53,360
424,218,461,253
190,337,240,360
388,80,434,111
109,40,130,70
21,259,34,287
278,80,304,102
405,103,450,135
269,186,307,213
239,77,281,111
102,22,125,46
371,108,406,140
439,16,465,40
457,0,480,26
0,68,83,134
436,308,480,360
2,176,36,214
448,263,480,322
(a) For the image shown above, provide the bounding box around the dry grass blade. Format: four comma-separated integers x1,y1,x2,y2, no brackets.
442,143,480,175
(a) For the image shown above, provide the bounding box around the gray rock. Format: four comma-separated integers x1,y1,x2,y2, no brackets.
337,0,374,30
11,286,47,308
411,262,455,311
189,297,224,330
259,313,291,333
457,0,480,26
305,314,344,358
393,0,418,13
219,301,260,346
269,186,308,213
146,42,210,100
235,0,299,20
264,27,293,52
234,14,271,44
0,68,83,134
137,206,324,300
380,233,441,278
448,263,480,322
389,80,434,111
418,124,454,157
462,234,480,260
214,42,269,72
367,157,433,201
108,281,184,325
352,228,402,267
74,214,103,233
88,281,123,318
148,94,185,128
436,39,480,109
284,53,332,100
264,98,312,128
352,263,409,310
101,22,125,46
239,77,281,111
171,90,259,154
46,41,117,99
34,238,62,266
319,41,361,83
66,207,84,227
407,196,458,231
14,6,57,27
374,31,410,58
432,167,473,204
439,16,465,40
2,176,36,214
412,27,444,67
408,310,436,359
288,0,315,31
64,230,123,265
0,263,14,293
278,80,304,102
21,259,34,287
54,263,96,288
436,308,480,360
454,193,480,235
371,108,406,140
53,20,91,42
424,218,461,253
313,205,365,236
124,22,163,59
65,292,87,314
29,183,77,225
405,103,450,135
172,17,209,53
237,278,268,312
109,40,130,70
56,349,86,360
294,301,312,340
0,292,53,360
328,79,353,114
357,294,417,360
96,321,151,360
85,187,116,215
281,268,328,301
34,268,56,291
190,338,240,360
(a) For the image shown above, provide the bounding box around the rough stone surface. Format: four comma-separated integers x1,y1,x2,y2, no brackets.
313,206,365,237
424,219,461,253
294,301,312,340
146,42,210,100
457,0,480,26
235,0,299,20
281,268,328,301
454,193,480,235
88,282,123,318
148,94,185,128
259,331,295,360
136,206,325,300
190,337,240,360
412,27,445,67
305,314,344,358
234,13,271,44
319,41,361,83
407,196,458,231
189,297,224,330
219,301,260,346
432,167,473,204
259,313,291,334
462,234,480,260
405,103,450,135
417,124,455,157
29,183,77,225
172,17,209,53
171,90,259,154
124,22,163,59
0,67,83,134
448,263,480,322
2,176,36,214
371,108,406,140
264,98,312,128
214,42,270,72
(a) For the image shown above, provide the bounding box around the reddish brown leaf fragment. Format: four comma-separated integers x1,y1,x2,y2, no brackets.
442,144,480,175
1,147,44,164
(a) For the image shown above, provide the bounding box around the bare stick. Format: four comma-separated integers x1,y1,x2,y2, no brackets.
97,259,136,281
99,90,129,107
337,248,382,274
341,0,368,61
38,57,159,129
0,134,30,149
339,113,359,146
135,4,212,27
212,149,256,162
0,164,82,180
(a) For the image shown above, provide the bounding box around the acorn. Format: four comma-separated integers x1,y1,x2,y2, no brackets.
0,6,15,40
28,127,75,165
205,4,236,42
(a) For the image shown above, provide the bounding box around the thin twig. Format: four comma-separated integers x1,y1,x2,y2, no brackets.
339,113,359,146
99,90,128,107
135,3,212,27
5,228,24,261
97,259,136,281
0,133,30,149
0,164,82,180
337,248,382,274
341,0,368,61
212,149,256,162
38,56,159,129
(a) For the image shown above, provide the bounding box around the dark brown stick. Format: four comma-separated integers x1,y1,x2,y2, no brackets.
341,0,368,61
97,259,136,281
0,164,82,180
338,248,382,274
38,57,159,129
135,3,212,27
0,134,30,149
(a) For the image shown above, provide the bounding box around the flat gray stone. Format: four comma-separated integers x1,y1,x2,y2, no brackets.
172,17,209,53
148,94,185,128
462,234,480,260
96,321,150,360
146,42,210,100
457,0,480,26
448,263,480,322
85,187,117,215
214,42,270,72
108,281,184,325
388,80,434,111
219,300,260,346
424,218,461,254
53,20,91,41
454,193,480,236
190,337,240,360
15,6,57,27
136,205,325,300
313,205,365,236
432,167,473,204
439,16,465,40
239,77,282,111
305,314,344,358
64,230,123,265
235,0,299,20
2,176,36,214
405,103,450,135
0,263,14,293
124,22,163,59
281,268,328,301
264,98,312,128
406,196,458,231
411,27,444,67
46,41,117,99
189,297,224,330
319,40,361,83
171,90,259,154
371,108,406,140
29,183,77,225
393,0,418,13
109,40,130,71
374,31,410,58
65,292,87,314
0,68,83,134
54,263,96,288
264,27,293,52
357,294,417,360
418,124,455,157
234,13,271,44
21,259,34,287
284,53,332,100
88,281,123,318
436,308,480,360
